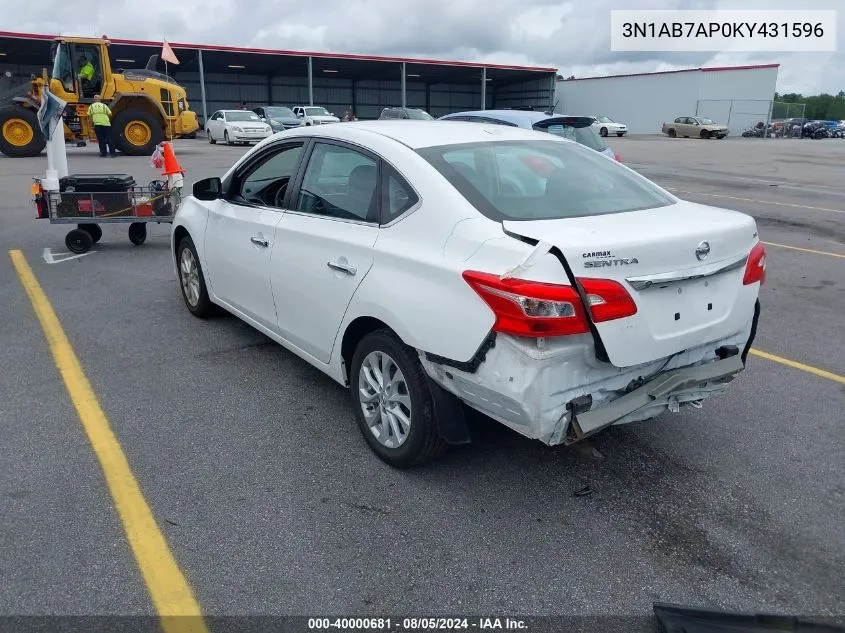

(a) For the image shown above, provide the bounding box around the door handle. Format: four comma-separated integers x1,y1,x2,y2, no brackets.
251,236,269,247
327,260,357,275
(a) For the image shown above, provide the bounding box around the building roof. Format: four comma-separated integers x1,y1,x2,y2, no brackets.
557,63,779,82
0,30,558,73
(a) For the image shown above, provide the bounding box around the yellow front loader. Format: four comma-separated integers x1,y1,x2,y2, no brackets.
0,36,199,157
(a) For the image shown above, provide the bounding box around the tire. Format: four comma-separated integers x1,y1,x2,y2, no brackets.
65,228,93,254
349,329,447,468
0,105,46,158
128,222,147,245
599,127,608,137
717,135,726,139
78,223,102,244
667,128,676,138
113,109,164,156
176,235,216,318
616,133,624,137
700,130,711,139
207,131,216,144
224,131,233,146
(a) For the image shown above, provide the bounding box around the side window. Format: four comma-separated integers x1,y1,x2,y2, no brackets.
380,164,419,223
239,143,304,208
295,142,379,222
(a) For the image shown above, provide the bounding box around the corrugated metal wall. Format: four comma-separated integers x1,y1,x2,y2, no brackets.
495,77,553,111
556,71,701,134
555,67,777,135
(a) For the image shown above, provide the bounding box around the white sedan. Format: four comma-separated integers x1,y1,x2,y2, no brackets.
592,115,628,137
205,110,272,145
172,121,765,468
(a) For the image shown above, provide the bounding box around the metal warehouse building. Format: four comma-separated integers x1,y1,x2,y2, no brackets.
555,63,779,136
0,31,558,126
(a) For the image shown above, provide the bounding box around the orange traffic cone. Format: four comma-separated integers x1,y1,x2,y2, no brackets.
161,142,185,176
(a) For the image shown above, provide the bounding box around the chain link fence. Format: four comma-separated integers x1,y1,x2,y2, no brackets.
770,101,808,137
695,99,773,137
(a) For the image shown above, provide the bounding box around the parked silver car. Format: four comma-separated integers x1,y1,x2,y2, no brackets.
439,109,618,161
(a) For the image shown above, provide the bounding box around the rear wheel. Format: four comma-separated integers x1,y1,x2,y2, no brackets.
700,130,711,139
128,222,147,245
113,110,164,155
349,329,447,468
78,223,102,244
0,105,46,157
207,130,216,144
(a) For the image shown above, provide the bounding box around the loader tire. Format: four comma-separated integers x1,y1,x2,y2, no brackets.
113,110,164,156
0,105,46,158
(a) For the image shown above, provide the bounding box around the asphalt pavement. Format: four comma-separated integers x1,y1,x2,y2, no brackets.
0,132,842,629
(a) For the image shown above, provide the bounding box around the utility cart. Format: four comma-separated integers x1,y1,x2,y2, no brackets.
32,173,181,253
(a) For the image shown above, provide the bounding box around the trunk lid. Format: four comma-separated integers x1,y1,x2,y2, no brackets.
503,201,761,367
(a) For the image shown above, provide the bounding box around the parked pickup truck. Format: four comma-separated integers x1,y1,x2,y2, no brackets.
662,116,728,139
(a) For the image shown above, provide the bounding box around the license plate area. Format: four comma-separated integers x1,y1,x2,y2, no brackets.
637,273,736,339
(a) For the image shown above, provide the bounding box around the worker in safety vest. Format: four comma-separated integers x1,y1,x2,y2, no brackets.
88,95,116,157
79,56,95,97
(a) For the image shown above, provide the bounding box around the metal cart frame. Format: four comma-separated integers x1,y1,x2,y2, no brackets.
33,178,181,253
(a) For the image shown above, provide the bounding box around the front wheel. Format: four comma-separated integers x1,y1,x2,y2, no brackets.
176,236,216,318
700,130,711,139
667,128,676,138
599,127,608,137
224,131,233,146
128,222,147,245
207,130,216,144
65,228,93,254
616,132,624,137
349,330,446,468
113,110,164,156
0,105,46,157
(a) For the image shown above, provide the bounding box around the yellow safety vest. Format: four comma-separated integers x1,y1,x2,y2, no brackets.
80,63,94,81
88,102,112,126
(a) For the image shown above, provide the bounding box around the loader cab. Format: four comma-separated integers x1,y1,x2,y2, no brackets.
50,40,110,103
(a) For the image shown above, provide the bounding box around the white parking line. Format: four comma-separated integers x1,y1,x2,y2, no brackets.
666,188,844,214
42,248,96,264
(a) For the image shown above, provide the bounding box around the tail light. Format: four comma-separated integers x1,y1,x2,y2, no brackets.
742,242,767,285
614,153,621,162
462,271,636,338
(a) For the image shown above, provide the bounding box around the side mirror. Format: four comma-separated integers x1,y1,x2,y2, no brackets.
193,177,222,201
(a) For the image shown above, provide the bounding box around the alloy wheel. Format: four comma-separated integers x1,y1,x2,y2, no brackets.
180,247,201,307
358,351,412,449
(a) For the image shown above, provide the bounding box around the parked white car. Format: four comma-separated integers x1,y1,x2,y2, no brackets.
592,115,628,137
206,110,272,145
292,106,340,125
172,121,765,468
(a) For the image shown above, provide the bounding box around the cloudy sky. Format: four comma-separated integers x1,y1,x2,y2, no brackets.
3,0,842,95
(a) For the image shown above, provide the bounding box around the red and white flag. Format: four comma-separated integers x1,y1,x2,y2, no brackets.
161,40,180,65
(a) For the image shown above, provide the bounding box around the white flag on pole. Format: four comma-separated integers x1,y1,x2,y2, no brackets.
161,40,180,65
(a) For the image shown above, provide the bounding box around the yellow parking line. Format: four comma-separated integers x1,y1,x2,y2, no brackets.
762,241,845,259
9,250,209,633
666,188,844,214
749,349,845,385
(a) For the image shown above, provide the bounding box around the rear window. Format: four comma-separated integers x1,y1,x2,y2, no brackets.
533,117,606,152
416,139,676,221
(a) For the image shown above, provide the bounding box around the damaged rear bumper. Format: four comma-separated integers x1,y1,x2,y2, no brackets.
419,314,756,447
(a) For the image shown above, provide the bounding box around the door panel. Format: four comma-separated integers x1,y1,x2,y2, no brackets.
270,140,382,364
271,214,378,363
204,201,282,332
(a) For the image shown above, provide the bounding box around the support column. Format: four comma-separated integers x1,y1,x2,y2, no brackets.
401,62,407,108
481,67,487,110
351,79,357,117
197,49,208,129
307,56,314,106
425,83,430,115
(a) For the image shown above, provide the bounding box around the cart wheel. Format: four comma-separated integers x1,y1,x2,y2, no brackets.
66,228,93,254
78,223,102,244
128,222,147,246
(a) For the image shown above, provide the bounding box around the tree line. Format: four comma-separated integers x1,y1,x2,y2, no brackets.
774,90,845,121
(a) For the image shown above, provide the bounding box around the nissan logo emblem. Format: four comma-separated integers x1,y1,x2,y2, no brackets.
696,241,711,260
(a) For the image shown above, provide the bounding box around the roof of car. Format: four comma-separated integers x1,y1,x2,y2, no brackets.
275,120,570,149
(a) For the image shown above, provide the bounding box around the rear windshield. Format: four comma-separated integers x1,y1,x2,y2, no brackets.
533,118,606,152
416,139,676,221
